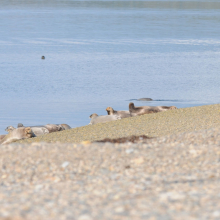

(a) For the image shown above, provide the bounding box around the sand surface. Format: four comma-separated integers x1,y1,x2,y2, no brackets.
1,104,220,219
17,104,220,144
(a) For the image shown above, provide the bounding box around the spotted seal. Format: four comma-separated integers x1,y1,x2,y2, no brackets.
59,124,71,130
0,127,34,145
129,102,177,117
17,123,49,137
106,107,131,118
44,124,65,133
18,123,65,134
89,113,121,125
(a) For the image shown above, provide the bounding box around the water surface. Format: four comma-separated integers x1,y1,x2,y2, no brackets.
1,0,220,133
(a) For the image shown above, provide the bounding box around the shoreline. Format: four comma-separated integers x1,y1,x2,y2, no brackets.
17,103,220,144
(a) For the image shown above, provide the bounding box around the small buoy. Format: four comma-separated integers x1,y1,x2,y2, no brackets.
41,56,45,59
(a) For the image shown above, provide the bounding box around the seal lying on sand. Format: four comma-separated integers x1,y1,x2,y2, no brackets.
29,127,49,137
17,123,49,137
89,113,121,125
106,107,131,118
57,124,71,130
129,102,177,116
44,124,65,133
0,127,34,145
59,124,71,130
18,123,65,134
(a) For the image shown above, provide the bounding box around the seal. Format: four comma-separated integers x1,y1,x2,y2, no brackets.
137,98,153,101
60,124,71,130
44,124,65,133
5,126,15,133
89,113,121,125
129,102,177,117
17,123,50,137
17,123,65,134
28,126,49,137
0,127,34,145
106,107,131,118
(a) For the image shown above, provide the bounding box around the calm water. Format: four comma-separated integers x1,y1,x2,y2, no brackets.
1,0,220,133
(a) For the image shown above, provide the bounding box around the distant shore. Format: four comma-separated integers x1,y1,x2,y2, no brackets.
17,103,220,144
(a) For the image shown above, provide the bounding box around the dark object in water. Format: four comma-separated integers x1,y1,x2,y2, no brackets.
41,56,45,59
137,98,153,101
96,135,152,143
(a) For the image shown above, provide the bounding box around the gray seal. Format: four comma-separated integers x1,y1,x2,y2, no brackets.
59,124,71,130
17,123,49,137
89,113,121,125
106,107,131,118
129,102,177,117
0,127,34,145
28,126,49,137
17,123,68,134
44,124,65,133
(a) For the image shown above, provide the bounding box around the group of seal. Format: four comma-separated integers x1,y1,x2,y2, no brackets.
89,102,177,125
0,123,71,145
0,99,177,143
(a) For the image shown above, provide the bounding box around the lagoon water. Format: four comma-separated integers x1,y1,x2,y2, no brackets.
0,0,220,133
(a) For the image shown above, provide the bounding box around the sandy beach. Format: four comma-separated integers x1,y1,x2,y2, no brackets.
1,104,220,219
17,103,220,144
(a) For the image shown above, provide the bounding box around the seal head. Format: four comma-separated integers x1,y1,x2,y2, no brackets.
106,107,131,118
5,126,15,133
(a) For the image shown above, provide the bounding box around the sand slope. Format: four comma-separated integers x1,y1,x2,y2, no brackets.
17,104,220,144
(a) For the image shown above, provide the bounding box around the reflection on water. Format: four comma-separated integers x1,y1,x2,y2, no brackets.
0,0,220,133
